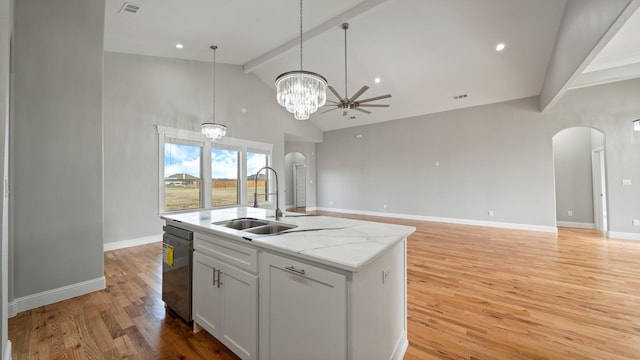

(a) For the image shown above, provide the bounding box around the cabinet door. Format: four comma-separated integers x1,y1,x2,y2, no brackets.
193,252,221,336
220,263,258,360
259,252,347,360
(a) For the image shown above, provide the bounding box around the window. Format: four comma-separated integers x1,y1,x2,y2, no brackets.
211,148,239,207
247,151,270,205
164,143,201,211
157,126,273,213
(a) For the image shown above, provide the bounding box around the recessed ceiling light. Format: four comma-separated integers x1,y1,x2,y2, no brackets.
374,77,381,84
496,43,505,51
175,43,184,49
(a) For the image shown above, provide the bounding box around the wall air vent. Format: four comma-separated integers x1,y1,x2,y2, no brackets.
453,94,468,100
118,2,141,14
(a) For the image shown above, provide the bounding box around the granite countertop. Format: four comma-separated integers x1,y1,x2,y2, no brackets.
161,207,416,272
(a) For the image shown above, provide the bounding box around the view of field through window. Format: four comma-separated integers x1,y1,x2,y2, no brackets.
247,151,268,205
164,143,201,211
212,148,239,207
163,144,270,212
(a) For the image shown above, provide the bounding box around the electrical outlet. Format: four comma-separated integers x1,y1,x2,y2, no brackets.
435,161,440,167
488,210,495,217
633,219,640,226
383,204,387,209
382,266,391,284
329,200,333,205
568,210,573,217
623,179,633,186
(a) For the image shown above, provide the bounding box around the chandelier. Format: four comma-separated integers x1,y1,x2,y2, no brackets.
275,0,327,120
202,45,227,141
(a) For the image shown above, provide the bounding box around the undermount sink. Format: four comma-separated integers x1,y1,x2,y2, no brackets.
213,218,297,235
244,223,297,235
214,218,270,230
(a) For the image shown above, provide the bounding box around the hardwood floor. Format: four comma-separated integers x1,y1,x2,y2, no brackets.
9,212,640,359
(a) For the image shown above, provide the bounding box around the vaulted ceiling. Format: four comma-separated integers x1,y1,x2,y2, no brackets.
104,0,640,132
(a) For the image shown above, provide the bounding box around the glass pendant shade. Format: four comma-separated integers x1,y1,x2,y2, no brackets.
201,122,226,141
276,70,327,120
634,119,640,132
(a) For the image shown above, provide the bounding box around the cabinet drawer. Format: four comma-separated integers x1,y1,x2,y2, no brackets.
195,233,258,274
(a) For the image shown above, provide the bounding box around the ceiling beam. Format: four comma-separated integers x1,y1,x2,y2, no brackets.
242,0,389,74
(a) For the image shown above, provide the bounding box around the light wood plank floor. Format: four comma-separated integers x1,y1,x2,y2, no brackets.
9,212,640,359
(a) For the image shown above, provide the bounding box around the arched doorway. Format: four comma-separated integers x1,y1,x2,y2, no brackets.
552,127,608,233
284,152,306,211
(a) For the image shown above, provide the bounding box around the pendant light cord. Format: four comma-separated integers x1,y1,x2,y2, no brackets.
299,0,303,70
212,45,217,123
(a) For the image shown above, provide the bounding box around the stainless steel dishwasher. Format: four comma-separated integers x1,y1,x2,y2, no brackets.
162,224,193,322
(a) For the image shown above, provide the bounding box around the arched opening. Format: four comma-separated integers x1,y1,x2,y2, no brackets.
552,127,607,234
284,152,306,211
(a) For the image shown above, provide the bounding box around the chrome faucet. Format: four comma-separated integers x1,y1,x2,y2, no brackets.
252,166,283,220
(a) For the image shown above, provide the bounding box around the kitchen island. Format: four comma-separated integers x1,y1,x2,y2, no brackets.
161,207,415,360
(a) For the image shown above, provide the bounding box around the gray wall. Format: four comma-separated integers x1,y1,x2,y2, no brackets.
103,52,323,244
552,79,640,234
318,97,557,227
285,141,318,209
0,0,10,355
553,127,598,224
317,78,640,235
11,0,105,298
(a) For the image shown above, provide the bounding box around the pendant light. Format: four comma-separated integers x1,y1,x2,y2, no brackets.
275,0,327,120
202,45,227,141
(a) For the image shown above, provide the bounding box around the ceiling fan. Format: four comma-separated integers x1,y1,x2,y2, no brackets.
323,23,391,116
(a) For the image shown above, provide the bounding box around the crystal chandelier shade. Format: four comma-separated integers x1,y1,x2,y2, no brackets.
276,71,327,120
202,45,226,141
201,122,226,141
275,0,327,120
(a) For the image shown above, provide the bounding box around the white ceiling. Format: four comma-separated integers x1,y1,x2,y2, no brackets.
104,0,640,132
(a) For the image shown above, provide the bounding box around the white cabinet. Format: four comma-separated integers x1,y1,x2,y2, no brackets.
193,235,258,360
259,252,347,360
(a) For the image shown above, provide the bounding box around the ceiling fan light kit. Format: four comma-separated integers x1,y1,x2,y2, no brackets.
275,0,327,120
323,22,391,117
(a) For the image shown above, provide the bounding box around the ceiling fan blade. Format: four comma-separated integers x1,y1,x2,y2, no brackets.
321,107,339,114
349,86,369,102
325,99,339,104
354,107,372,114
358,104,390,108
327,86,344,101
357,94,392,104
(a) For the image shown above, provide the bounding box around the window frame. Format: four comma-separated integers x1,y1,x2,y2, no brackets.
157,125,273,214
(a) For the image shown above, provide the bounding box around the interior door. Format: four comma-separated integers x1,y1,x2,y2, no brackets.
591,148,607,232
293,164,306,208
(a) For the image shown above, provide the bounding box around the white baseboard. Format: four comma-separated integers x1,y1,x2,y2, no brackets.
3,340,11,360
314,207,558,233
103,234,162,252
8,276,105,317
390,332,408,360
556,221,596,229
608,231,640,241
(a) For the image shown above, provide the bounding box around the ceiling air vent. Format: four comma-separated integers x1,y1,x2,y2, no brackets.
118,2,141,14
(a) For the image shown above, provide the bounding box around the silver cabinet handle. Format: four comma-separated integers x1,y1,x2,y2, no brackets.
285,266,306,275
217,269,222,288
212,267,217,286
